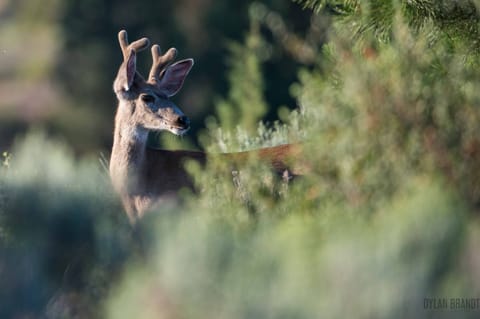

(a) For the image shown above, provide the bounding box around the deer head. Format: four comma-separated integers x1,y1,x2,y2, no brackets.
113,30,194,136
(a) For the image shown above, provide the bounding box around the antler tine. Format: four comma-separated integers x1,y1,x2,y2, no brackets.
148,44,178,82
118,30,150,60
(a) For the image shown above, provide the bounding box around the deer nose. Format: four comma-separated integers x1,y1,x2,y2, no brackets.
177,115,190,129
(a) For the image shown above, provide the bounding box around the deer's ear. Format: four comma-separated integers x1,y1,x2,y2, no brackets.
116,49,137,92
157,59,194,97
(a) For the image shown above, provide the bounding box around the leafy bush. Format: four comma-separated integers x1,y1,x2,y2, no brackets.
296,21,480,211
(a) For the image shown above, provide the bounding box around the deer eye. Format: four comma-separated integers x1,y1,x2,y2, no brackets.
141,94,155,103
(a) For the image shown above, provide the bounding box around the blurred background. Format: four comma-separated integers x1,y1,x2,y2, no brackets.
0,0,320,153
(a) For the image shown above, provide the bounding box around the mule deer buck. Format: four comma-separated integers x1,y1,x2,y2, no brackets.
110,30,302,224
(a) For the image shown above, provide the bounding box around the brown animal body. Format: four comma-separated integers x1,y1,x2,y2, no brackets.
109,30,301,224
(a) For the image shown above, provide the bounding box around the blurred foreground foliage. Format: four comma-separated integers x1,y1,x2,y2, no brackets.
0,133,133,318
3,2,480,319
1,136,479,318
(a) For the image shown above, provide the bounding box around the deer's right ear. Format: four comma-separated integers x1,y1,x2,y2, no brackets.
116,49,137,92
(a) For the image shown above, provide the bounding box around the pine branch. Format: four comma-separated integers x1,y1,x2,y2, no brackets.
294,0,480,55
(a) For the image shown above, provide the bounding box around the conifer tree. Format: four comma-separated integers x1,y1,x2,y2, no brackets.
294,0,480,55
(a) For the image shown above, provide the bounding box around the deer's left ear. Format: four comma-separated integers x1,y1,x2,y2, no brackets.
115,49,137,92
157,59,194,97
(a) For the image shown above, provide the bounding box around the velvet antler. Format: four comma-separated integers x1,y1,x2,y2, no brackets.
117,30,150,60
114,30,150,92
148,44,178,83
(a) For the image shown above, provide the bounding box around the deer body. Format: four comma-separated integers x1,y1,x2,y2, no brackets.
110,30,300,223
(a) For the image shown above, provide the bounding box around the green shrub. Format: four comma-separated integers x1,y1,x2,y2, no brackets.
107,178,477,319
0,132,132,319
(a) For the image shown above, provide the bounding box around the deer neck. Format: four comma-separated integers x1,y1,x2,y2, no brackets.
110,103,148,195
